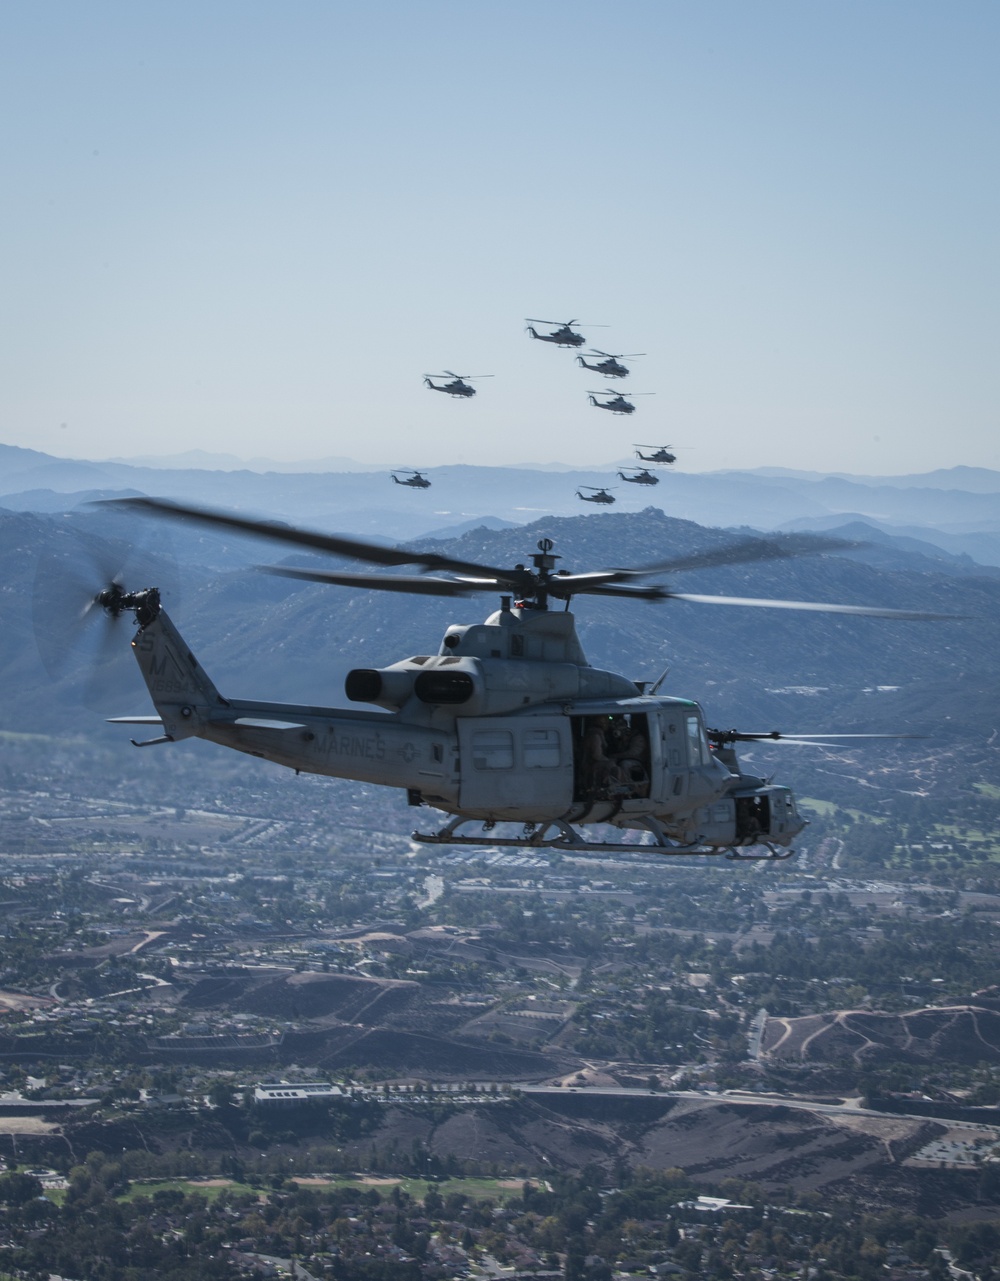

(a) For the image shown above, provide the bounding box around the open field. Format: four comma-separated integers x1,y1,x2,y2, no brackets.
119,1174,533,1204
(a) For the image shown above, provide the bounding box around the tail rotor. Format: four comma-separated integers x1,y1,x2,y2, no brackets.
32,514,177,711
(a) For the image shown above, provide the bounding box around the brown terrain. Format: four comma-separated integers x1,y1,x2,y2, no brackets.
155,965,1000,1217
310,1093,983,1216
15,927,1000,1221
762,1005,1000,1066
177,968,575,1077
10,1084,990,1222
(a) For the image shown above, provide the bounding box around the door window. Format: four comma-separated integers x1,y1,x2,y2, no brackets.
523,728,560,768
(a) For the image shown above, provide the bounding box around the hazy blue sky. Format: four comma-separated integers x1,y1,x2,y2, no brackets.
2,1,997,473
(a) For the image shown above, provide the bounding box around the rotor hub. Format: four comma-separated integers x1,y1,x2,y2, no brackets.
96,585,161,626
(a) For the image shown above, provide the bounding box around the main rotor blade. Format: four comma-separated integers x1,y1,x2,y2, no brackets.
629,532,863,577
663,591,955,620
261,567,479,597
549,571,628,589
99,497,509,578
553,584,670,602
97,499,950,618
265,565,661,601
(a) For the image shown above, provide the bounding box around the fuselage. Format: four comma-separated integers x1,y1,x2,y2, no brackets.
527,326,585,347
121,600,806,852
425,378,475,397
578,357,627,377
590,396,634,414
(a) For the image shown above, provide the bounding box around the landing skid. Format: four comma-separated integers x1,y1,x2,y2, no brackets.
412,817,795,860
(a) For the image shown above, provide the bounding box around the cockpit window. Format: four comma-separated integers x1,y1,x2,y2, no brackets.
685,714,710,766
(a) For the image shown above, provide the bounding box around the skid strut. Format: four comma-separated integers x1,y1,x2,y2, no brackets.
412,817,796,859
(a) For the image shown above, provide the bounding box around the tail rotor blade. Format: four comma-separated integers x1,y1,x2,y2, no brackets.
32,513,179,711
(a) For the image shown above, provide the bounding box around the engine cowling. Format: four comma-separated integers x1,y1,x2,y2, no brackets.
345,658,484,711
344,666,417,711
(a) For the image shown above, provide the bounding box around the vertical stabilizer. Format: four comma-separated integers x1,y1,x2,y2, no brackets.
130,608,226,740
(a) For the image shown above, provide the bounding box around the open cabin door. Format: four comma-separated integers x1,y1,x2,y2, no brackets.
457,716,574,814
571,712,652,803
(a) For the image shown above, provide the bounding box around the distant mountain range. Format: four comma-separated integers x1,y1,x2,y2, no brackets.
2,443,1000,565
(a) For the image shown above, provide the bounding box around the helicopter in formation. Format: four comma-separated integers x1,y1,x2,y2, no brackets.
617,468,660,486
82,498,949,861
588,389,653,415
423,372,493,398
525,318,591,348
391,471,432,489
576,350,644,379
576,487,617,505
635,444,677,465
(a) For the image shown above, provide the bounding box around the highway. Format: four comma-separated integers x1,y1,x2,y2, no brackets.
513,1084,1000,1130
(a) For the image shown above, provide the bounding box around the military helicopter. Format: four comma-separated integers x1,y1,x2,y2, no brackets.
83,498,950,860
576,350,644,379
391,471,432,489
617,468,660,486
576,487,617,505
588,390,654,415
525,319,594,348
635,444,677,465
424,372,493,398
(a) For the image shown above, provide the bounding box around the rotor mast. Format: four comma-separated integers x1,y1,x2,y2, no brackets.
528,537,560,610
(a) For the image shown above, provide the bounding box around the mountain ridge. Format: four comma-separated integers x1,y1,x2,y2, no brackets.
3,443,1000,564
5,505,997,745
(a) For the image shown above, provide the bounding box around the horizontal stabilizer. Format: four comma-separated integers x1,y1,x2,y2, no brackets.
234,717,308,730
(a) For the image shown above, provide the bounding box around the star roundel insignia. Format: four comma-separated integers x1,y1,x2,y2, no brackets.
400,742,417,764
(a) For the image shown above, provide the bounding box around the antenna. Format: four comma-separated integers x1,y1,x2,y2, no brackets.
648,664,670,695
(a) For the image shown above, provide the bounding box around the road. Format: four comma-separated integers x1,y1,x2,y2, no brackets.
512,1084,1000,1130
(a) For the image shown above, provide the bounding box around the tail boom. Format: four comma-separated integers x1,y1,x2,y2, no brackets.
124,605,457,801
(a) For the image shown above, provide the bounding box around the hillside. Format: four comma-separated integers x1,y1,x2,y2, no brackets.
762,1006,1000,1067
